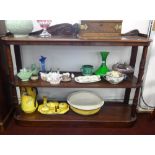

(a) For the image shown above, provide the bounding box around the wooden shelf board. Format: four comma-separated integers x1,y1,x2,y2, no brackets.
1,36,151,46
13,74,140,88
14,102,136,127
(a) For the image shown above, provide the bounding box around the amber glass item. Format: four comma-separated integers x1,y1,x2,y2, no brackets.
95,51,110,76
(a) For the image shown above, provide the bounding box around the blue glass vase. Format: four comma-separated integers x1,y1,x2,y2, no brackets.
39,56,47,72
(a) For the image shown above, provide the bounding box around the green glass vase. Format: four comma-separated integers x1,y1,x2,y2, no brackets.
95,51,110,76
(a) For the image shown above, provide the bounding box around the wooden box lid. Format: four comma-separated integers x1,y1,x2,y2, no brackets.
79,20,122,39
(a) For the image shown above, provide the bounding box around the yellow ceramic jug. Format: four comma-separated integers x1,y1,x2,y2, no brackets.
21,87,38,113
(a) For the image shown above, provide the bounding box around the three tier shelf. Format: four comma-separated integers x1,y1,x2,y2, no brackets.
0,34,152,127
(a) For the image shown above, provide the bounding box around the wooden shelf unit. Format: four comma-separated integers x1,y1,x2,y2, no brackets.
0,35,152,127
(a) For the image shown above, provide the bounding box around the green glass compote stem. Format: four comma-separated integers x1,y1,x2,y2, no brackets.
95,51,110,76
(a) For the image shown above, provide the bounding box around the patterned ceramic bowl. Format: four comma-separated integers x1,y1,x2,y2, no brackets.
105,71,126,84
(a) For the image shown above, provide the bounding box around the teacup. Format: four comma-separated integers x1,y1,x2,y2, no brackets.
81,65,94,75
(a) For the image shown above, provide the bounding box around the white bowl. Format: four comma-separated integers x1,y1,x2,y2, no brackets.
67,91,104,110
105,71,126,84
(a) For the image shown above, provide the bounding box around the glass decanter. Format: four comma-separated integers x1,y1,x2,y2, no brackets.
37,20,52,38
95,51,110,76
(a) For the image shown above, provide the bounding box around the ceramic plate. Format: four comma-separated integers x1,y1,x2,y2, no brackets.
75,75,101,83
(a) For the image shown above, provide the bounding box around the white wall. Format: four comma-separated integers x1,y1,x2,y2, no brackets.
19,20,150,102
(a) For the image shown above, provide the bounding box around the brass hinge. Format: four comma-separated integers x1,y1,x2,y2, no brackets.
114,24,122,31
80,24,88,30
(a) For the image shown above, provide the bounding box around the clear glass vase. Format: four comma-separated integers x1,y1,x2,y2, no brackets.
95,51,110,76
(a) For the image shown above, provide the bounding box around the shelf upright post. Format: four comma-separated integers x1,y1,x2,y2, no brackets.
4,44,17,105
131,46,149,117
14,45,22,72
124,46,138,104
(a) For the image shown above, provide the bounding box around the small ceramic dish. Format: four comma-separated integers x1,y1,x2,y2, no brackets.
40,72,47,81
62,72,71,82
31,75,39,81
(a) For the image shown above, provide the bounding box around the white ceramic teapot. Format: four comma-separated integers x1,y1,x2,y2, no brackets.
47,72,62,85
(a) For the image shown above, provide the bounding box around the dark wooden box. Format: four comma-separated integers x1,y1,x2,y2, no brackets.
79,20,122,39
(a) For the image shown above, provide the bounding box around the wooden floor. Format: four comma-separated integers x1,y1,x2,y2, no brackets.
1,113,155,135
